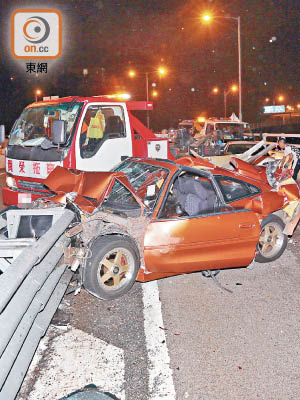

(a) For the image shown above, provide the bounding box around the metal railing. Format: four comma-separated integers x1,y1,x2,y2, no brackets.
0,209,74,400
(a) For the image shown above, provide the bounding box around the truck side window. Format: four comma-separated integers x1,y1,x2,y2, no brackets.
80,105,126,158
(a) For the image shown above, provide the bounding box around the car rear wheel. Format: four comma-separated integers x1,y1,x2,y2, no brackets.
84,236,140,300
255,214,287,263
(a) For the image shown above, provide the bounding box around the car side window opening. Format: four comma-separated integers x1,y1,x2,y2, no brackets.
215,176,260,203
114,161,169,214
160,173,219,219
80,105,126,158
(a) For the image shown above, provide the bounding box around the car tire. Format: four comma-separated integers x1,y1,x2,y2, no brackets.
83,235,140,300
255,214,287,263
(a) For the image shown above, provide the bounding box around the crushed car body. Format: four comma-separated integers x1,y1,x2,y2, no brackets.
23,156,300,300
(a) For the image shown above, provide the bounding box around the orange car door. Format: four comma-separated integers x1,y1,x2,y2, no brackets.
144,208,260,274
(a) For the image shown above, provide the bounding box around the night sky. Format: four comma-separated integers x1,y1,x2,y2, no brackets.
0,0,299,130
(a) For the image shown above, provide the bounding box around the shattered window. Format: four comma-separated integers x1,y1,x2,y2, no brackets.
114,161,169,211
103,181,140,217
9,102,83,147
215,176,260,203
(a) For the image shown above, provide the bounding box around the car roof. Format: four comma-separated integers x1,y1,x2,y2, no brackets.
128,157,268,189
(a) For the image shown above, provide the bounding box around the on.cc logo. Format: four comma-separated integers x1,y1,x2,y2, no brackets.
23,16,50,44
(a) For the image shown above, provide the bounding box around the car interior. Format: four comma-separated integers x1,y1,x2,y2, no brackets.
160,173,219,218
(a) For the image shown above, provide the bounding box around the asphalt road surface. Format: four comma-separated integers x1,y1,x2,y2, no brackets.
1,173,299,400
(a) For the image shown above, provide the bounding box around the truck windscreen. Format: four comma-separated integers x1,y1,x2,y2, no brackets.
9,102,83,147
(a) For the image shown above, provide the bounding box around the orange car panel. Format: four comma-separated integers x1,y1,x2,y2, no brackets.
281,183,300,202
144,209,260,274
233,192,285,217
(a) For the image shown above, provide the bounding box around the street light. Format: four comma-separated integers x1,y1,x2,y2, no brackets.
35,89,42,102
137,67,167,128
277,95,284,103
212,87,219,94
158,67,166,76
145,68,167,128
202,13,242,121
224,85,238,118
202,13,212,22
127,67,167,127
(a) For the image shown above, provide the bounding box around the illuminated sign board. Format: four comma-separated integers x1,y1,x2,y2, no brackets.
264,105,285,114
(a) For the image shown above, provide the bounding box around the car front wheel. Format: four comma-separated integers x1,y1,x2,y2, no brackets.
83,235,140,300
255,214,287,263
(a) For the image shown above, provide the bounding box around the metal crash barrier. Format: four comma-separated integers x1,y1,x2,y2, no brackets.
0,208,74,400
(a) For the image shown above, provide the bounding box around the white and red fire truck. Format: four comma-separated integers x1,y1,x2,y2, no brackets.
3,96,174,205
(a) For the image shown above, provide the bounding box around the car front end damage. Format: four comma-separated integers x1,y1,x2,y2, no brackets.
63,210,150,284
33,162,171,297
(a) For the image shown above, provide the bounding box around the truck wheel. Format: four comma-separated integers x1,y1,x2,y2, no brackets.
255,214,287,263
84,235,140,300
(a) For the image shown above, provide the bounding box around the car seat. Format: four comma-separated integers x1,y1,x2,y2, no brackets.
173,176,217,216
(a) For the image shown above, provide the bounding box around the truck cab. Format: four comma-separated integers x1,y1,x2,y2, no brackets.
4,96,172,205
195,115,253,141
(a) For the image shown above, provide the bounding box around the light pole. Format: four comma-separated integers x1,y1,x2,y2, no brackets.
146,72,150,128
129,67,166,128
35,89,41,102
237,16,242,121
224,85,238,118
203,14,242,121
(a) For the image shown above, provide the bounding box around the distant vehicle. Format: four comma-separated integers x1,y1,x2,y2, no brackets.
30,156,300,300
194,114,255,141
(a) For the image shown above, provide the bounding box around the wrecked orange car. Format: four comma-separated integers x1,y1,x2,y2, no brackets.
38,157,300,300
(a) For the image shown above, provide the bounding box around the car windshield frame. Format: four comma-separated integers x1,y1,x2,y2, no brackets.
108,160,170,216
9,101,84,147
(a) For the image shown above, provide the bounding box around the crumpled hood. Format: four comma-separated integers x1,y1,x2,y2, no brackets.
44,166,144,213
